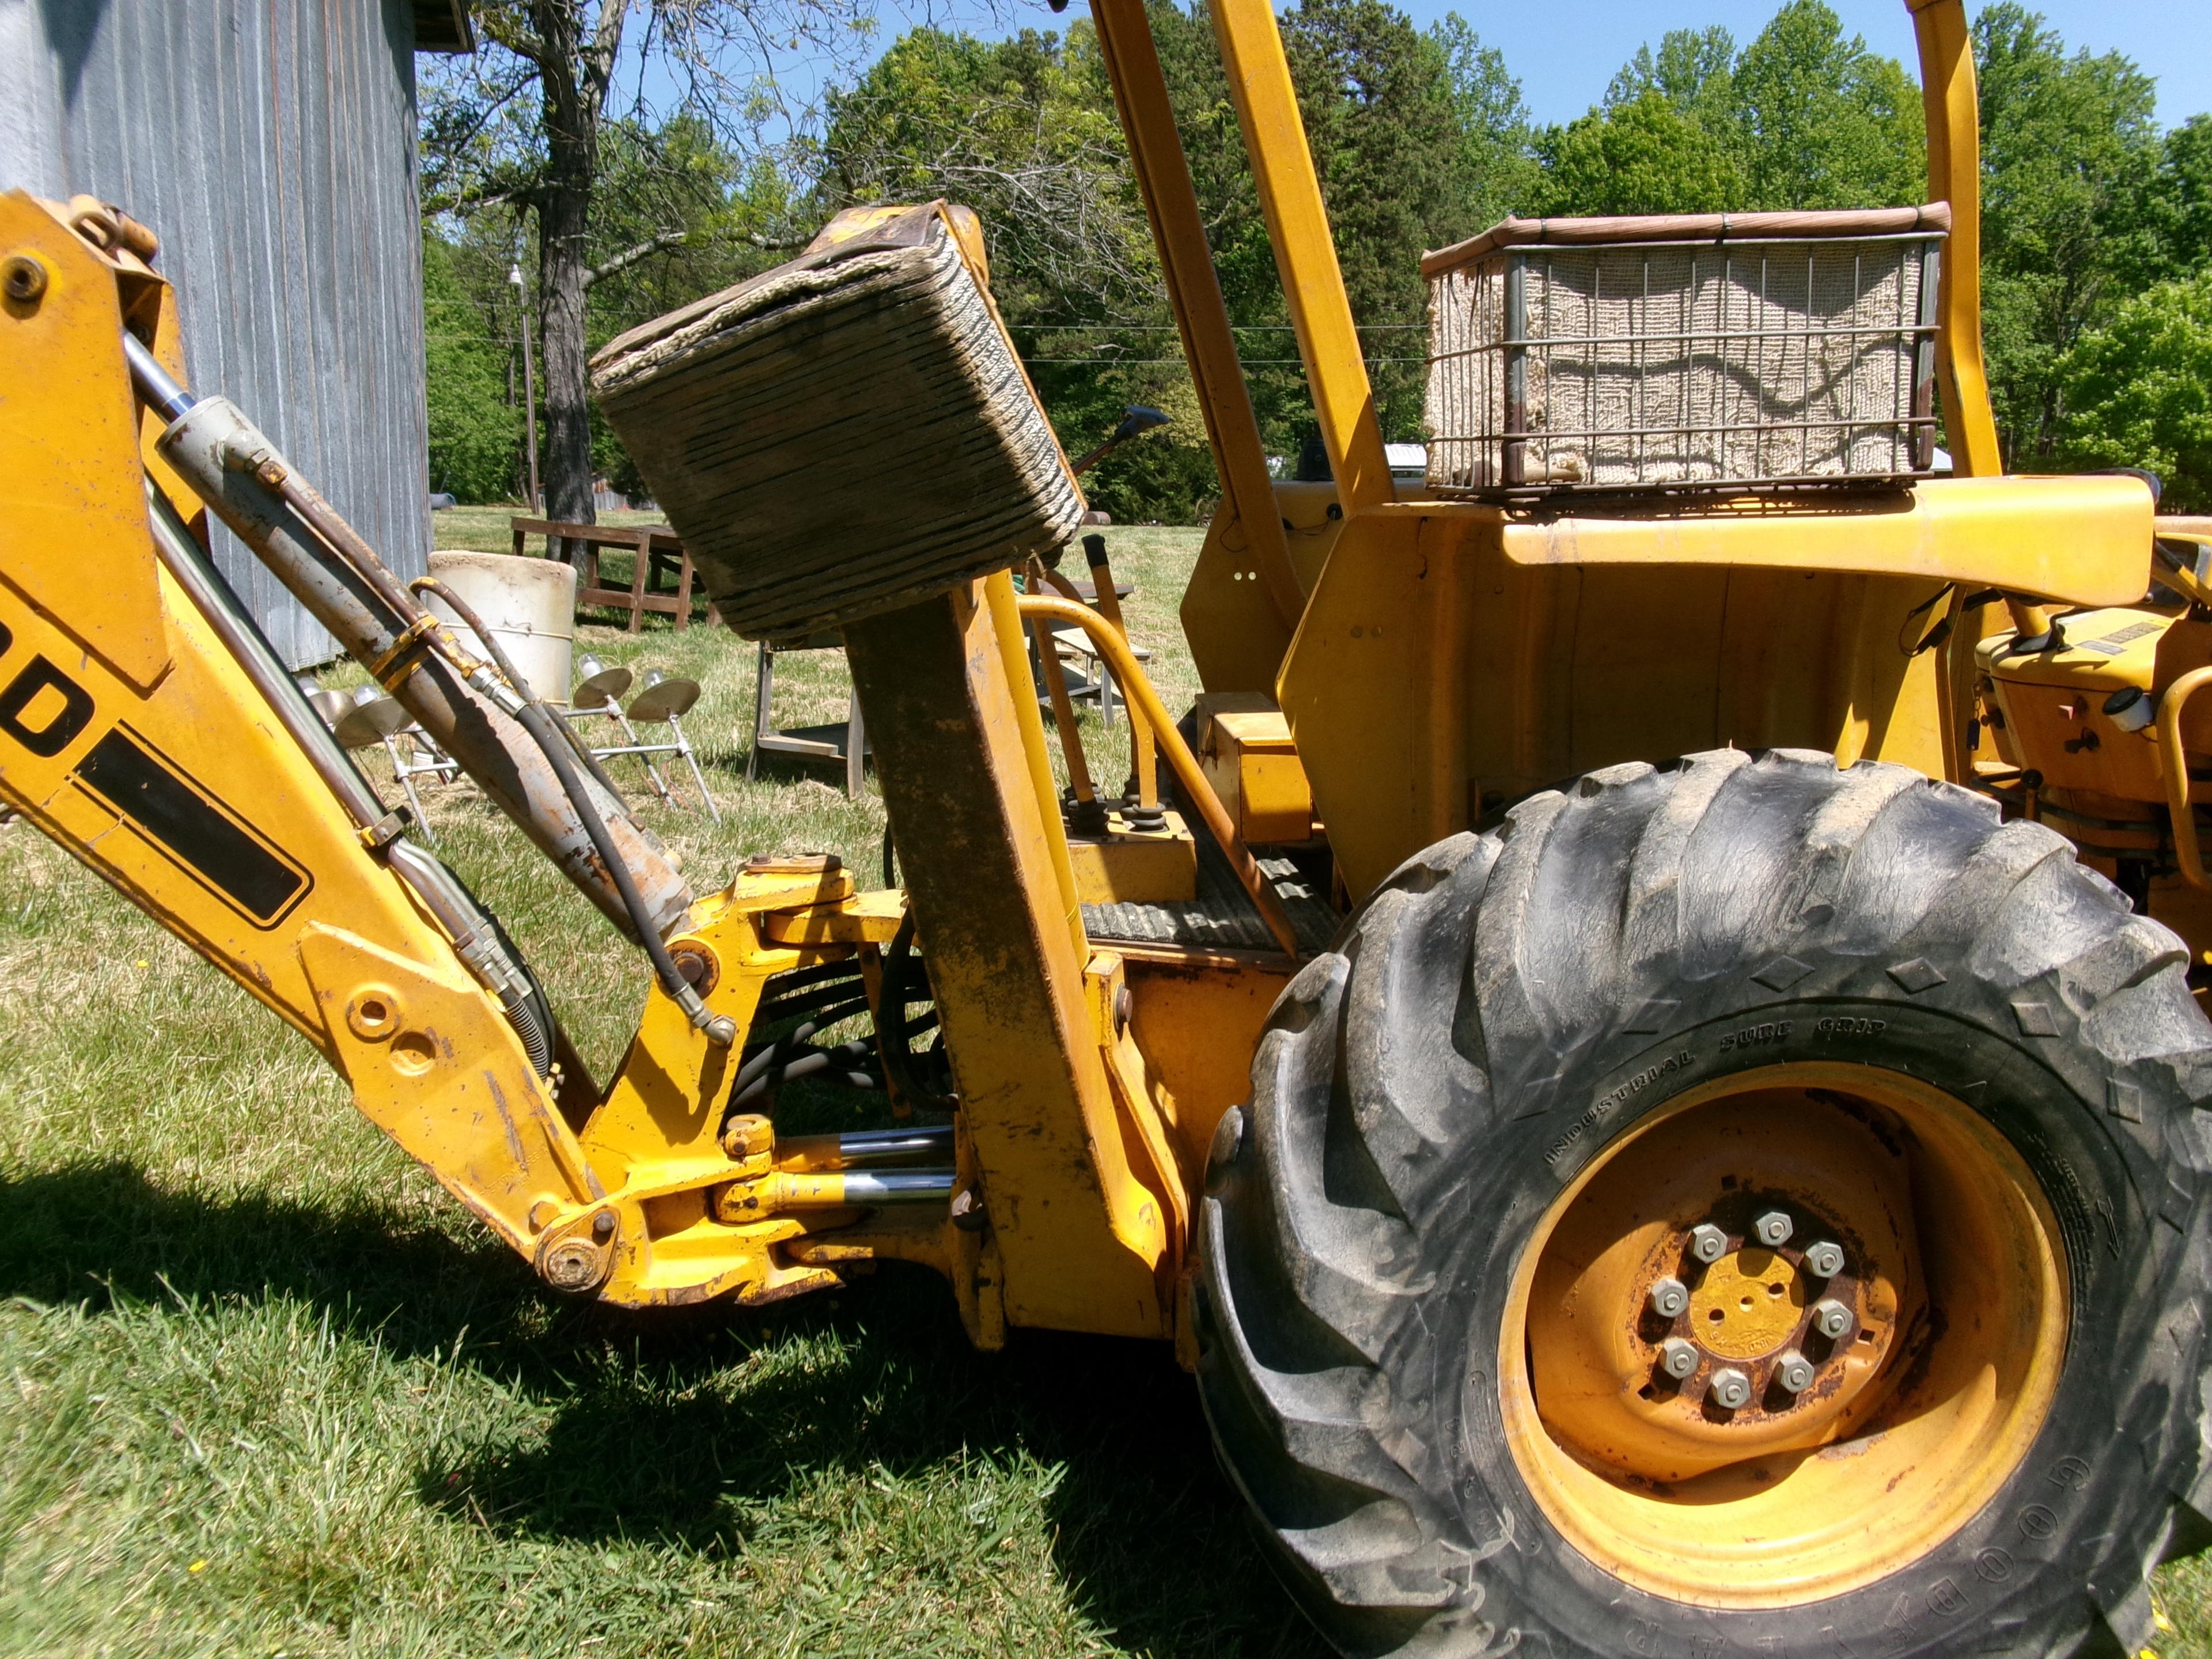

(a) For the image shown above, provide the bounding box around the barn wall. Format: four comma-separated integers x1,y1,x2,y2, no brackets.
0,0,432,669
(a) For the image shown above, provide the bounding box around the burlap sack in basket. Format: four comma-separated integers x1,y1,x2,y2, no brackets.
590,203,1082,638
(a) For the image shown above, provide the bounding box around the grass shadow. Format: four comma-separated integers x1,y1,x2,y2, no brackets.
0,1159,1324,1654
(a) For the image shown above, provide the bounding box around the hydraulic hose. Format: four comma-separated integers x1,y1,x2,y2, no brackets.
732,1039,880,1107
138,474,558,1078
129,337,694,942
735,997,874,1088
409,577,735,1048
407,575,627,802
753,977,870,1027
880,913,957,1114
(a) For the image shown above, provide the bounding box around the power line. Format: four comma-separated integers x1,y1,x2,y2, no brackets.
1025,357,1427,365
1007,321,1426,332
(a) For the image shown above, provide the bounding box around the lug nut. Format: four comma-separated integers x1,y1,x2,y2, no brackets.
1688,1223,1729,1264
1803,1240,1845,1278
1774,1349,1815,1394
1658,1338,1699,1380
1707,1366,1752,1410
1812,1297,1853,1339
1649,1276,1689,1319
1753,1210,1794,1247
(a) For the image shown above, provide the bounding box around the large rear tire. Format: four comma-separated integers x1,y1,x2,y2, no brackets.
1196,748,2212,1657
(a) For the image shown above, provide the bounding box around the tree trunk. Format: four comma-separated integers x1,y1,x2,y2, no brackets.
540,175,594,524
532,0,604,527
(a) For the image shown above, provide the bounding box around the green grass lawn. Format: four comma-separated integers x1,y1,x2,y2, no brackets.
0,513,1325,1657
6,507,2212,1655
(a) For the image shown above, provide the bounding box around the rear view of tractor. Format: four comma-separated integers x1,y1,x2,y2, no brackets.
6,0,2212,1652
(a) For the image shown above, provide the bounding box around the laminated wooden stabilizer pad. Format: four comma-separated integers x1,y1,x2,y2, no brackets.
592,218,1082,638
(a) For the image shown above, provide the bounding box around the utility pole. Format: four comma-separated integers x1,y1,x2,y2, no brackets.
510,262,541,513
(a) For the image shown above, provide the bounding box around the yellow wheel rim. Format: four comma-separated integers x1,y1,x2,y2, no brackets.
1498,1062,2069,1609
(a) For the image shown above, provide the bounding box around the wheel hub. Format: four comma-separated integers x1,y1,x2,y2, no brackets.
1684,1242,1806,1361
1527,1096,1912,1480
1498,1063,2068,1607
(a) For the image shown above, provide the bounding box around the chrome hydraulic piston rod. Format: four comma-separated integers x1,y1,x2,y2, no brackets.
127,336,693,942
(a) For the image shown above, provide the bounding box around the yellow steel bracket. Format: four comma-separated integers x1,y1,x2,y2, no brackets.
1490,477,2154,607
0,192,179,693
566,858,994,1316
1086,950,1191,1298
573,859,867,1308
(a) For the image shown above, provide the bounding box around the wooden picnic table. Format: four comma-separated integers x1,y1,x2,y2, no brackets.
509,516,721,633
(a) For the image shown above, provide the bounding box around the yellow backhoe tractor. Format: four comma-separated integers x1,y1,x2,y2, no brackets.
5,0,2212,1652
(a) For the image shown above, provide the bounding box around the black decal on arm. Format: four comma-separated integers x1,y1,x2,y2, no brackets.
73,728,309,925
0,656,94,756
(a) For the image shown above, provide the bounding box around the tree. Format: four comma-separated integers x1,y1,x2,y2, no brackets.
1974,2,2160,463
1533,3,1918,219
1431,13,1540,226
823,26,1155,320
1605,26,1736,128
1537,91,1744,216
421,0,869,526
2056,271,2212,512
1728,0,1921,210
1284,0,1490,435
2123,115,2212,290
423,235,521,502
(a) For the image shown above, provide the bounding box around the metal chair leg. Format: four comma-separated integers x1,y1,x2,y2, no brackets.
382,733,436,846
668,713,721,823
611,707,677,805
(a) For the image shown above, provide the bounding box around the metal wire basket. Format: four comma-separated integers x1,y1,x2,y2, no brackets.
1421,205,1949,496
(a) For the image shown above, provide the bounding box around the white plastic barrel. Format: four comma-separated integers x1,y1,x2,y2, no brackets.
423,550,576,706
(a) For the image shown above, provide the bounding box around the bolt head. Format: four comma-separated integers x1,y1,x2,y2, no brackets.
1812,1297,1853,1339
3,254,48,304
1804,1240,1846,1278
1658,1337,1699,1380
540,1237,604,1292
1774,1349,1815,1393
1649,1275,1689,1319
1688,1223,1729,1264
1708,1366,1752,1410
1753,1210,1794,1247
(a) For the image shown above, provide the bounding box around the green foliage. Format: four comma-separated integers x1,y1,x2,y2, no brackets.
2124,115,2212,289
1431,14,1543,225
1730,1,1921,209
1975,2,2161,464
1606,26,1737,127
1537,92,1745,215
1537,2,1919,217
2058,271,2212,513
422,235,520,503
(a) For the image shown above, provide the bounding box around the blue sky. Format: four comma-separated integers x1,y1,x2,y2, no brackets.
612,0,2207,158
969,0,2211,128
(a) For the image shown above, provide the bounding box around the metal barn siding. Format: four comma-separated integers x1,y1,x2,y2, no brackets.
0,0,440,668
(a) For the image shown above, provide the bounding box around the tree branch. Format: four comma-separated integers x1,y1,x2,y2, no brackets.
584,228,690,286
